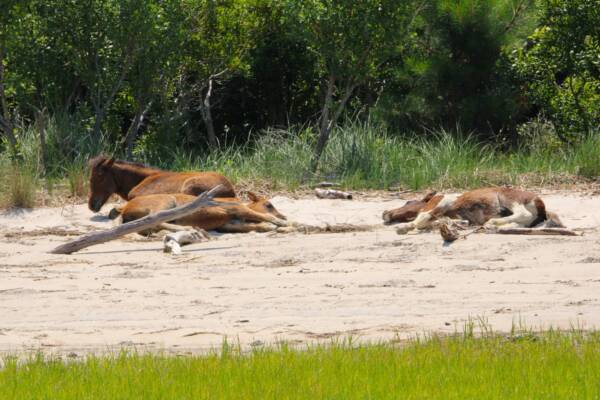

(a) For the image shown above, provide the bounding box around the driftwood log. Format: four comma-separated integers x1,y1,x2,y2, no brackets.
491,227,582,236
315,188,352,200
49,185,223,255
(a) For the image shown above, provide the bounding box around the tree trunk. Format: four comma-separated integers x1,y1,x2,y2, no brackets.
310,75,335,172
91,54,132,142
199,78,218,149
0,43,16,152
311,76,357,172
125,101,152,159
34,108,48,175
92,103,105,143
50,185,223,255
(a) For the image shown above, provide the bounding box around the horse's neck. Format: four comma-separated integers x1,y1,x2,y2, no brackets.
113,163,161,198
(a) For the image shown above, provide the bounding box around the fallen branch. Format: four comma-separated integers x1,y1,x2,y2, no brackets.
490,227,582,236
315,188,352,200
49,186,223,255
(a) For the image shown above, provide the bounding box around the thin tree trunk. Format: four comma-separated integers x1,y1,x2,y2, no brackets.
92,53,133,141
311,75,336,172
311,76,357,172
0,43,16,151
199,77,218,149
125,100,152,159
34,107,48,175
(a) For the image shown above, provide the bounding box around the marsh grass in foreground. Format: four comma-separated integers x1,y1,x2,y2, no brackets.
2,330,600,399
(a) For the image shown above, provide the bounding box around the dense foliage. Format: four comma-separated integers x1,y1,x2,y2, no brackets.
0,0,598,173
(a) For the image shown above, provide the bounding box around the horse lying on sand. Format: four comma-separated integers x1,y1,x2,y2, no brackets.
88,155,235,215
382,187,564,234
117,191,289,234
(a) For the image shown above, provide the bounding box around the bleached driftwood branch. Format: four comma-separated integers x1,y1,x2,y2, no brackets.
315,188,352,200
491,227,582,236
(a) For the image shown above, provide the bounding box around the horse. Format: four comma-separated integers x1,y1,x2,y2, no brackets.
118,191,289,234
382,191,438,225
87,155,235,214
382,187,564,234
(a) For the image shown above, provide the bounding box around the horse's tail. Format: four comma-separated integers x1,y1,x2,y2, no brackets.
544,211,565,228
533,197,565,228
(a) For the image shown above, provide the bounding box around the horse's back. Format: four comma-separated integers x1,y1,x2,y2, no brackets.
128,171,235,199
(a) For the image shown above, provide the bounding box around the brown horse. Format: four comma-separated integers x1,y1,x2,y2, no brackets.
383,187,564,234
118,191,289,233
88,155,235,213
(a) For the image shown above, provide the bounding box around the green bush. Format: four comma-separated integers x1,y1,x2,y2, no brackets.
513,0,600,142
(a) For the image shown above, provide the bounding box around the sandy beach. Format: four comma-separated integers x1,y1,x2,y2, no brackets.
1,191,599,356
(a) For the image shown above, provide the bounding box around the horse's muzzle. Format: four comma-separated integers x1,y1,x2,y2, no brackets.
89,198,104,212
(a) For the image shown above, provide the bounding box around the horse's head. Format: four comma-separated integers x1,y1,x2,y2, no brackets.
246,191,287,220
88,156,117,212
382,191,437,224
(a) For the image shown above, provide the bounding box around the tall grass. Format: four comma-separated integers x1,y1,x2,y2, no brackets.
1,329,600,399
161,122,599,190
0,161,38,208
2,118,599,208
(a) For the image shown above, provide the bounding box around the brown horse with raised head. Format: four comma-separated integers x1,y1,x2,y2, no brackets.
118,191,288,233
88,155,235,213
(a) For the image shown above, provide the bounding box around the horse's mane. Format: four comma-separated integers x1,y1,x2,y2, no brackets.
88,154,161,171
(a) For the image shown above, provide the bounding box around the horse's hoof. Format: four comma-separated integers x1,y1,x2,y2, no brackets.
382,211,392,224
273,218,289,227
108,208,121,220
396,225,412,235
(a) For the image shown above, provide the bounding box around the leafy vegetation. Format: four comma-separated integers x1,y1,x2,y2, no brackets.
0,0,598,203
1,329,600,399
513,0,600,142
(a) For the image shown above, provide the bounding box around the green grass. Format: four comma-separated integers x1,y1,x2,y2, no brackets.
1,329,600,399
2,118,600,207
154,123,600,191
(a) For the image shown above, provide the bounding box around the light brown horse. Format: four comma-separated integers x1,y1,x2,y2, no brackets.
118,192,289,233
383,187,564,233
88,155,235,213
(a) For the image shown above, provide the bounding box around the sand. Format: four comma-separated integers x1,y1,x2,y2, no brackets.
1,192,599,356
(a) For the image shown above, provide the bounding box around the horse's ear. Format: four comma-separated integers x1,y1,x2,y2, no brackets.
103,157,116,168
247,191,260,202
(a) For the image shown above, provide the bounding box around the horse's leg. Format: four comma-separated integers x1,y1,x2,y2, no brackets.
217,221,278,233
157,222,188,232
484,203,537,228
395,210,438,235
108,205,124,220
226,206,288,227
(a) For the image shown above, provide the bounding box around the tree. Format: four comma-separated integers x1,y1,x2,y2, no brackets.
286,0,425,171
180,0,255,149
377,0,536,138
513,0,600,141
0,0,22,152
121,0,184,158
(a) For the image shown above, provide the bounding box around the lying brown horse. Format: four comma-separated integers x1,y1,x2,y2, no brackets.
118,192,289,233
383,187,564,233
88,155,235,213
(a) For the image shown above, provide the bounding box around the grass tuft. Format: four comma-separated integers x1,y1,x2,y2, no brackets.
0,162,38,209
